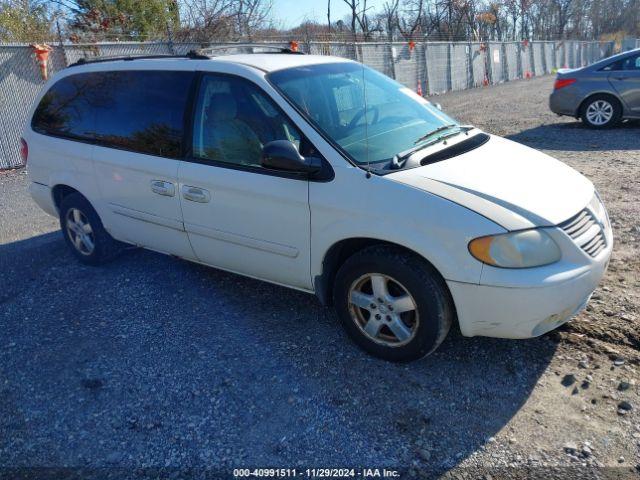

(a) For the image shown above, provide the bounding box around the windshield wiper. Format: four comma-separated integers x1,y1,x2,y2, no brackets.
413,124,458,145
389,125,475,170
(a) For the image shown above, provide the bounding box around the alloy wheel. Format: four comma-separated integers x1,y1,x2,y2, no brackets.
347,273,419,347
65,208,95,256
585,100,613,126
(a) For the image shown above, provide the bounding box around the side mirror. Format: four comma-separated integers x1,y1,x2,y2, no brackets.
261,140,322,175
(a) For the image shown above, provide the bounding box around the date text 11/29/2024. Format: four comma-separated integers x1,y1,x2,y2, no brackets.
233,468,400,478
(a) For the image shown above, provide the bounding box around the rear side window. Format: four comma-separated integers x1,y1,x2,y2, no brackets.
603,54,640,71
621,54,640,71
92,70,194,158
32,70,194,159
32,73,99,140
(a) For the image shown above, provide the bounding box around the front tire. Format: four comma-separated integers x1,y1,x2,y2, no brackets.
59,193,123,265
580,94,621,129
333,245,454,362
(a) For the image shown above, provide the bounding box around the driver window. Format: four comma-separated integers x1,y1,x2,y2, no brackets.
192,75,303,168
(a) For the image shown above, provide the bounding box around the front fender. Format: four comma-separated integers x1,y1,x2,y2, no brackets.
309,165,505,286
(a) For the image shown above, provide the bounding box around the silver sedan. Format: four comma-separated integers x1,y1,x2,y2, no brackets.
549,48,640,128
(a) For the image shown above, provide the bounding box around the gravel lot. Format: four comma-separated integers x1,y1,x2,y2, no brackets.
1,75,639,479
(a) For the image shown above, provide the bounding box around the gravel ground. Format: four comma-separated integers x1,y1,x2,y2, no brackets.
1,75,639,479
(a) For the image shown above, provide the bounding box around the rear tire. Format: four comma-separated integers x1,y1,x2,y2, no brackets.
59,193,123,265
580,94,621,129
333,245,454,362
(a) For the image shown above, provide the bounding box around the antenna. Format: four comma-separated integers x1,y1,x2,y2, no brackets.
361,64,371,179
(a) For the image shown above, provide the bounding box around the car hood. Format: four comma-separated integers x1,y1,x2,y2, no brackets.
387,134,594,230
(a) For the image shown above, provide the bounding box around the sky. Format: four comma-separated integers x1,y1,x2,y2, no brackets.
271,0,387,29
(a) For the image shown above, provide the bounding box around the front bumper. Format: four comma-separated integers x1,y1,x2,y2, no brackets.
449,200,613,339
448,257,608,338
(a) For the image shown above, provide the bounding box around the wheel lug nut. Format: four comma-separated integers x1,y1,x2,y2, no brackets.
370,304,376,309
386,315,391,321
377,297,383,303
388,305,393,311
375,314,381,320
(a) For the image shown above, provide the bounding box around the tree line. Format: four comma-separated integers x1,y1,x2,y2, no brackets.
1,0,638,43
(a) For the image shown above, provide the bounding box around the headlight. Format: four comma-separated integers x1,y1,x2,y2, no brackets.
468,229,561,268
591,191,609,226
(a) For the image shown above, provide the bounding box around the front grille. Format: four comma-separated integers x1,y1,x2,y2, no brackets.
559,207,607,258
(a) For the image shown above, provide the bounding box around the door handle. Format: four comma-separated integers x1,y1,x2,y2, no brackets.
182,185,211,203
613,76,626,80
150,180,175,197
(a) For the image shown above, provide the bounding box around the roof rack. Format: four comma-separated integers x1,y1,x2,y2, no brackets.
67,44,303,68
197,44,305,56
68,50,208,67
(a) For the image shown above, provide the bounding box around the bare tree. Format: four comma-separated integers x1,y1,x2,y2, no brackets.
53,0,640,45
342,0,359,40
341,0,378,40
234,0,272,39
398,0,424,40
550,0,573,37
178,0,234,40
380,0,399,41
175,0,272,40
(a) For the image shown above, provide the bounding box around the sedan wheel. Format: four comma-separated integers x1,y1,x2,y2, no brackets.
585,100,613,126
581,95,621,129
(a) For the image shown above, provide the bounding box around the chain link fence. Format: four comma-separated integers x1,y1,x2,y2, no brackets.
621,38,640,51
0,39,618,170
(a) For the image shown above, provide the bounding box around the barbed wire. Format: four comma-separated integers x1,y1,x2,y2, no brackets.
5,30,620,45
0,37,624,171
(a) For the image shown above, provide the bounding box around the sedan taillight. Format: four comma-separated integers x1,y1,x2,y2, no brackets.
554,78,577,90
20,138,28,165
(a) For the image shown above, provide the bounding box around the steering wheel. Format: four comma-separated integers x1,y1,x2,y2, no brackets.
347,105,380,130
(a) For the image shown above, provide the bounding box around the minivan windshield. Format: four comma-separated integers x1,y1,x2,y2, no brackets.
268,62,459,165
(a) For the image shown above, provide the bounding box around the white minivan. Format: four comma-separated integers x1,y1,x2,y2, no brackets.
24,48,612,361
